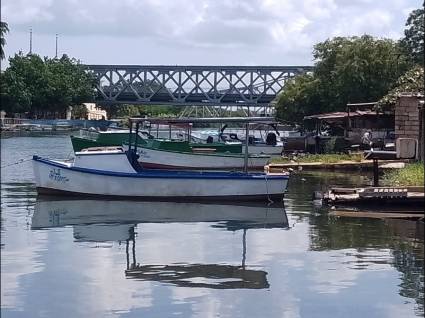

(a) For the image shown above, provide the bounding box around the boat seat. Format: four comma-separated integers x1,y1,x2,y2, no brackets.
191,148,216,153
81,146,124,152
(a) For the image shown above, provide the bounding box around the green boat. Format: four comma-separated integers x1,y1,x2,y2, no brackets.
70,129,242,153
70,130,147,152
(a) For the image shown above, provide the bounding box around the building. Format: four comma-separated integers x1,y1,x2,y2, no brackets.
395,93,424,161
84,103,107,120
303,106,394,145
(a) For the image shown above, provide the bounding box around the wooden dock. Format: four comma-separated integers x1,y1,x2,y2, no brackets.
265,160,408,172
321,186,424,208
329,210,424,220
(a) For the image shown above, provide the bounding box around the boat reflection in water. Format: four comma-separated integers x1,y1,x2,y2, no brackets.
32,197,289,290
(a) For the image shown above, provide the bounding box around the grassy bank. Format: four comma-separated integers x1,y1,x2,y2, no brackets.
382,162,424,186
271,153,363,164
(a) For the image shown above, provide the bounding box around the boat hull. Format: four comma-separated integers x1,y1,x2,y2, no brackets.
242,144,283,156
33,156,288,201
136,146,270,170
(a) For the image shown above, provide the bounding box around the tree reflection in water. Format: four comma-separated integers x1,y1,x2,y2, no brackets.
286,171,424,314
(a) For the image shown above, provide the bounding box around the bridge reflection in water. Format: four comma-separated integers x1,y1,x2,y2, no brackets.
31,198,289,290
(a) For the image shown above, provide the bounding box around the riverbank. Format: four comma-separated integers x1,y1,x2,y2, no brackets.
272,153,363,164
382,162,424,186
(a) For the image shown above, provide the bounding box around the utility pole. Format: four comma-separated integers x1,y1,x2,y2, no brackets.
29,27,32,54
55,33,58,58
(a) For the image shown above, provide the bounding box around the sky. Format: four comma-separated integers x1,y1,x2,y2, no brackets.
1,0,422,68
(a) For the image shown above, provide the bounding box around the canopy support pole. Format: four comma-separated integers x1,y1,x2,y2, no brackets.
134,122,139,155
128,121,133,153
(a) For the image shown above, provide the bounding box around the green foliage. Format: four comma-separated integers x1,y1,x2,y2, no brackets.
115,105,143,118
382,162,424,186
401,5,424,65
105,104,181,119
276,73,322,123
0,21,9,60
323,138,337,154
377,65,424,110
71,104,88,119
0,52,95,116
276,35,411,123
271,153,363,164
144,105,181,117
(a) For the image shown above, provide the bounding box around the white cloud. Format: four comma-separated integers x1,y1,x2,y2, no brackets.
1,0,422,66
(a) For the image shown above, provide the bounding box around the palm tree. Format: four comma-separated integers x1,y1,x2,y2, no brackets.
0,21,10,60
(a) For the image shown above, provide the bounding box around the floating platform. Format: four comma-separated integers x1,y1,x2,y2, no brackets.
321,186,424,207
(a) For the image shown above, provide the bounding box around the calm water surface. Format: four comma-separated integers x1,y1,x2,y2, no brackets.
1,135,424,318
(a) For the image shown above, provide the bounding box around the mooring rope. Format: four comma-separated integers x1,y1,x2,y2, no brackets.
265,173,274,204
1,158,32,169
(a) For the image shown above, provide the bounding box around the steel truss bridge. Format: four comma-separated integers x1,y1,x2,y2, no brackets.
86,65,314,107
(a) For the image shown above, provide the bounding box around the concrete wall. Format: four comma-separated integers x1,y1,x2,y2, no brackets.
395,94,424,161
27,119,113,128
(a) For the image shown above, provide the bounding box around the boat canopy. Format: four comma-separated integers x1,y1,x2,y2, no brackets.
127,117,280,173
128,116,279,125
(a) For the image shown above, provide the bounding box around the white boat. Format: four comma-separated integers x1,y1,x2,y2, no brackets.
32,149,289,201
135,145,271,170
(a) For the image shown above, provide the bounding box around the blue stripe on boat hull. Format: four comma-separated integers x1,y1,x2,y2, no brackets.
33,156,289,180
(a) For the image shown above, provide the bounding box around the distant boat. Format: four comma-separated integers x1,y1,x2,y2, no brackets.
53,121,74,131
71,128,242,154
70,127,284,157
70,129,150,152
14,123,43,131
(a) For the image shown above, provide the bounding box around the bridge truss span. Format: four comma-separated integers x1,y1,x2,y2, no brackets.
86,65,313,106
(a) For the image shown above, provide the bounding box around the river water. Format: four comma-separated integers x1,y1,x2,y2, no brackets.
1,134,424,318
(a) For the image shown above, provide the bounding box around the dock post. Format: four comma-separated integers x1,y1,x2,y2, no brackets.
373,159,379,187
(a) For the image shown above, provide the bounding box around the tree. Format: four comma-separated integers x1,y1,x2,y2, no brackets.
0,53,95,117
276,35,412,123
71,104,89,119
115,104,142,118
376,65,424,110
0,71,32,113
401,5,424,66
276,74,323,123
0,21,9,60
0,53,46,114
43,54,96,114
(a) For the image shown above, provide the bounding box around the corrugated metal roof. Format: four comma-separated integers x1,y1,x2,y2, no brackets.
303,110,379,120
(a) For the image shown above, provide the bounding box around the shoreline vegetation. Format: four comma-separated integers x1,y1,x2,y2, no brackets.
382,162,424,187
271,153,363,164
